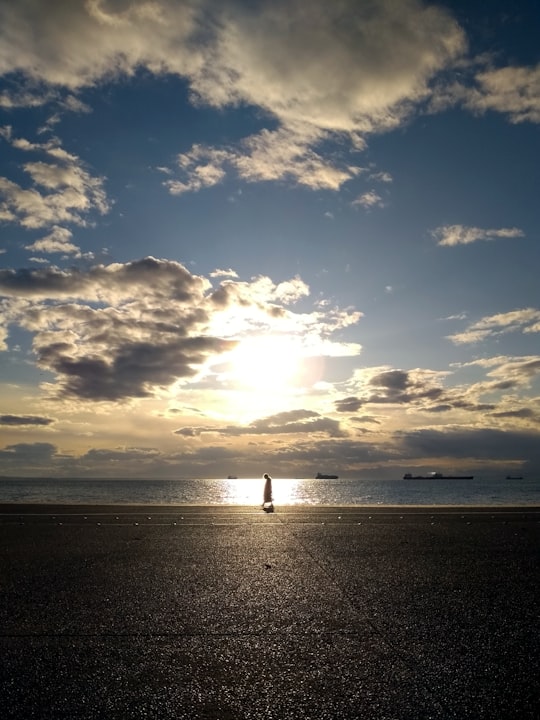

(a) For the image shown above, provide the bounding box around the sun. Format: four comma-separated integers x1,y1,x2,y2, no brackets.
226,334,302,391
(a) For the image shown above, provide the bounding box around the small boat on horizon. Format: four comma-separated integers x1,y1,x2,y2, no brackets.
505,475,523,480
403,472,474,480
315,472,339,479
227,475,238,479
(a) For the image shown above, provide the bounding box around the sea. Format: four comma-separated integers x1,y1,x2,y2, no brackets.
0,475,539,506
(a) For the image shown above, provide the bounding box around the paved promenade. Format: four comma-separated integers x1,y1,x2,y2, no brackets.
1,504,539,719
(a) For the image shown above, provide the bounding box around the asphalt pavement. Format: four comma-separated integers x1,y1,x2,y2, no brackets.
1,504,539,719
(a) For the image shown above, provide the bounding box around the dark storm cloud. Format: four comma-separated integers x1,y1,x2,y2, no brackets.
350,415,381,425
370,369,409,391
0,258,246,401
0,266,88,297
209,283,237,308
174,427,201,437
40,336,233,401
335,396,363,412
253,409,319,426
82,447,161,462
0,441,56,461
266,438,391,465
174,409,346,438
180,445,239,462
0,257,208,301
336,369,445,412
250,414,345,437
424,404,453,413
367,370,444,404
491,408,538,420
519,359,540,376
452,401,496,412
398,428,540,464
490,380,518,391
0,414,53,425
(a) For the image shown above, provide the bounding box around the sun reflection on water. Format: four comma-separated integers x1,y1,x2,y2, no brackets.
223,477,303,505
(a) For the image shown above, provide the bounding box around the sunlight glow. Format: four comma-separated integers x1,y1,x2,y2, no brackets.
223,477,302,504
224,334,304,390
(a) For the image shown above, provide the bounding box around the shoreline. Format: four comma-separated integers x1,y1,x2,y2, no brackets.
1,502,539,514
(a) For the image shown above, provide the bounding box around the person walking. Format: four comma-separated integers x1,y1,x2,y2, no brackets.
262,473,274,512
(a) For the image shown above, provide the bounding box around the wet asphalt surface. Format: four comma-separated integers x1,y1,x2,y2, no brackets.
0,504,539,719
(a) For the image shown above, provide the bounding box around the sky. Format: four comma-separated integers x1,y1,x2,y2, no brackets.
0,0,539,479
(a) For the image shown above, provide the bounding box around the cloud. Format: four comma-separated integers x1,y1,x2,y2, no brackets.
210,268,239,279
164,145,230,194
442,312,468,321
24,226,83,256
249,410,346,438
0,258,231,400
174,409,347,439
0,256,210,301
398,428,540,465
0,441,57,462
273,276,310,304
346,368,446,407
334,365,524,418
0,135,109,230
371,369,410,391
82,447,161,463
461,355,540,388
466,64,540,124
369,171,393,183
0,257,363,401
0,0,466,192
264,437,392,466
352,191,384,209
335,396,364,413
431,225,524,246
0,414,54,426
38,336,233,401
196,0,465,132
0,0,466,117
0,87,55,109
165,128,363,193
233,126,360,191
448,310,540,344
491,408,538,421
0,0,200,89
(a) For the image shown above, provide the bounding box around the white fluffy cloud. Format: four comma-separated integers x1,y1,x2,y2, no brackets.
448,309,540,345
165,126,363,193
352,191,384,209
0,0,200,88
0,134,109,230
466,65,540,124
24,226,82,256
2,0,538,201
0,0,467,194
195,0,465,132
432,225,524,246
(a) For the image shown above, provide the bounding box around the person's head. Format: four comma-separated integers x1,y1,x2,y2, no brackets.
263,473,270,480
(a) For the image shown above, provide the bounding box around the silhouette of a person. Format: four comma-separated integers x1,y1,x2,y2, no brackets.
263,473,273,511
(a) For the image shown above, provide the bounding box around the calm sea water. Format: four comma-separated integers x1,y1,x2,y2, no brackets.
0,475,539,505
